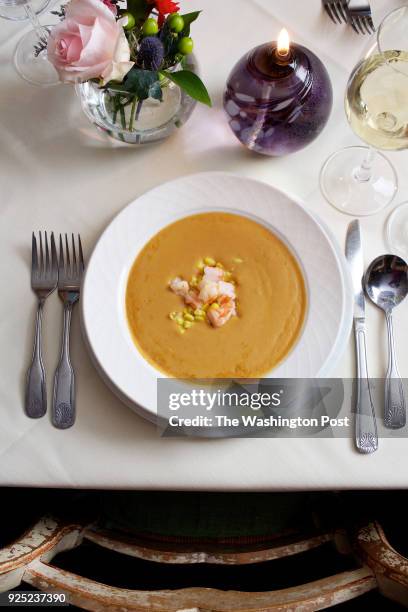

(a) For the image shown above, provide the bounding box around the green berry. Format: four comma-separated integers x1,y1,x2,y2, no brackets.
168,13,184,33
142,17,159,36
178,36,194,55
122,12,135,30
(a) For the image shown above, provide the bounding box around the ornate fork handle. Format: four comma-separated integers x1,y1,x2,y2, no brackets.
25,301,47,418
354,318,378,453
52,303,75,429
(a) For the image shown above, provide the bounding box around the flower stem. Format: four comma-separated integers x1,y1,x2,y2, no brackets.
119,103,126,130
112,96,119,125
128,96,138,132
135,100,143,121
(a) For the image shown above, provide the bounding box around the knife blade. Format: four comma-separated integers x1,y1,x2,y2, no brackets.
345,220,365,319
345,220,378,454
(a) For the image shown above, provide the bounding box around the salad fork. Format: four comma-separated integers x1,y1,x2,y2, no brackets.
322,0,349,24
348,0,375,34
26,231,58,418
52,234,84,429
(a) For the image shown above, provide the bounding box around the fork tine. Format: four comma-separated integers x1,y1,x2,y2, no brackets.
362,16,371,34
51,232,58,278
32,232,38,275
65,233,71,279
71,233,77,278
331,2,342,23
363,15,374,34
78,235,85,274
59,234,65,278
39,231,44,277
336,1,347,23
324,2,338,24
356,15,366,34
45,231,50,273
349,15,360,33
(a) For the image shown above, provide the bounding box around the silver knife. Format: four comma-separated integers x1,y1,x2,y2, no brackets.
345,220,378,454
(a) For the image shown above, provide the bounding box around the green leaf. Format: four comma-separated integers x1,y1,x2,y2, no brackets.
161,24,178,56
112,69,162,101
180,11,201,36
126,0,151,25
161,70,211,107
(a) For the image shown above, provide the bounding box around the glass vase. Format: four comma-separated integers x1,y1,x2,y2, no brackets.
76,57,198,146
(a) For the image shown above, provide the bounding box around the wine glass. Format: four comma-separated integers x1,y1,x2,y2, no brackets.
0,0,59,87
319,7,408,216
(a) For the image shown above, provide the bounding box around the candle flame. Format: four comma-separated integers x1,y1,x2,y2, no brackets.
277,28,290,56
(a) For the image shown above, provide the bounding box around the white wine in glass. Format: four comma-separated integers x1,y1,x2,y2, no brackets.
319,7,408,216
346,50,408,151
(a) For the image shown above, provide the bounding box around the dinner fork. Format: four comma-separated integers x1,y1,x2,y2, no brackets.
348,0,375,34
26,232,58,418
52,234,84,429
322,0,349,24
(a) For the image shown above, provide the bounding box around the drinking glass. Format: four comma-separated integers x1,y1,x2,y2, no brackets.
0,0,59,87
320,7,408,216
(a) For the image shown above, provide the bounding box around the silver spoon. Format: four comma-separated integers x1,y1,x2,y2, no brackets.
364,254,408,429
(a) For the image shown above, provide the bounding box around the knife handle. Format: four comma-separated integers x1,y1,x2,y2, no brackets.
354,318,378,453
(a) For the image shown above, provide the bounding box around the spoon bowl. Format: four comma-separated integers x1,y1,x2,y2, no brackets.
364,254,408,312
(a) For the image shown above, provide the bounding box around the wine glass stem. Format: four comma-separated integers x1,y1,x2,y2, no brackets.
24,1,49,45
353,146,376,183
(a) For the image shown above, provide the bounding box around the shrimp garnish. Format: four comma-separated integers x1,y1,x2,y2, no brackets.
169,277,202,309
207,296,236,328
169,259,239,330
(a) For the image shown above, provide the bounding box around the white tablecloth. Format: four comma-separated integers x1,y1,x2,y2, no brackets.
1,0,408,489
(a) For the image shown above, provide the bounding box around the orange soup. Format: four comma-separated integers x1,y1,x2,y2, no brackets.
125,212,306,378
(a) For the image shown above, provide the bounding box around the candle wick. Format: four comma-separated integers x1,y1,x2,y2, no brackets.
274,46,291,65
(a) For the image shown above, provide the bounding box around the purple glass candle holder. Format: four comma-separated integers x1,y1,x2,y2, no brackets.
223,42,333,156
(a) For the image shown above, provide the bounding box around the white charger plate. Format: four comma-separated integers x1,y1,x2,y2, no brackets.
81,172,353,423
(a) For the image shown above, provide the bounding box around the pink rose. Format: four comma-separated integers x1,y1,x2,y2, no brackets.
47,0,134,84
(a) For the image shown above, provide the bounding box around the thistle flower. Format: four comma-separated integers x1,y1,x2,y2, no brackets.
138,36,165,70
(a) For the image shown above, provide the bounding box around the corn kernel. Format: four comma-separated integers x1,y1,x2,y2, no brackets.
204,257,216,266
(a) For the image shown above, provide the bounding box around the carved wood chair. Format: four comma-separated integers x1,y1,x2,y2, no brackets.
0,516,407,610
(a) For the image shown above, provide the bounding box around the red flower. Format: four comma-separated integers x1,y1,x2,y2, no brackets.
151,0,180,25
